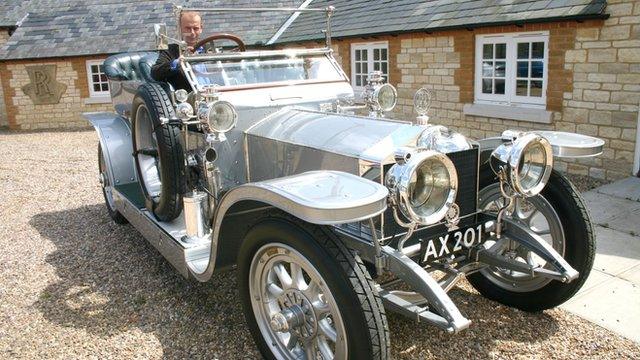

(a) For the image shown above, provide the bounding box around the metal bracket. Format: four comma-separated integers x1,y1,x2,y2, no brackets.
380,245,471,333
500,217,579,282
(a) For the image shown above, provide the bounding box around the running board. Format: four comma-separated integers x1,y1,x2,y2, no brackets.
380,246,471,333
112,187,211,279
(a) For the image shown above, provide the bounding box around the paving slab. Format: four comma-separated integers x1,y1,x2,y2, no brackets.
618,263,640,284
561,178,640,344
561,276,640,344
581,191,640,235
592,226,640,275
596,177,640,202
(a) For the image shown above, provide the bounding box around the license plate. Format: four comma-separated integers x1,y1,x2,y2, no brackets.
420,223,486,264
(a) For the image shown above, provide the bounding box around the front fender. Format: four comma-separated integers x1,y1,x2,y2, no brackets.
187,170,389,281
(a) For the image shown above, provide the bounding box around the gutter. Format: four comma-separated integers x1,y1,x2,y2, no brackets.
273,13,611,45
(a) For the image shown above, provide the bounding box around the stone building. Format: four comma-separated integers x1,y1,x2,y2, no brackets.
274,0,640,180
1,0,639,180
0,0,300,130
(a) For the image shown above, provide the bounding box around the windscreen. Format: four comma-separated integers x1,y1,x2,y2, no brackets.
189,55,344,87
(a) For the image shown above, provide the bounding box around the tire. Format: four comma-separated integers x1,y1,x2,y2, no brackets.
238,213,390,360
467,170,595,312
131,83,185,222
98,144,128,224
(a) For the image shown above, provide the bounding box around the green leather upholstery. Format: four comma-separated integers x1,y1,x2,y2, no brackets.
103,52,158,82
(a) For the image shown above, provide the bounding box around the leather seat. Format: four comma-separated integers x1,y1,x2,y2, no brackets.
103,52,158,82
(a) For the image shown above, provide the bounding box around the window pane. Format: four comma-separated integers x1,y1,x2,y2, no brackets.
356,63,361,73
374,62,380,71
495,61,506,77
517,43,529,59
381,62,387,74
381,48,387,60
362,63,368,73
92,74,100,82
531,61,543,78
495,43,506,59
482,61,493,77
495,79,505,94
100,74,107,82
91,65,98,73
516,80,528,96
101,83,109,91
531,42,544,59
483,44,493,59
530,80,543,97
356,75,361,86
355,50,361,61
517,61,529,77
362,51,368,61
93,84,100,92
482,79,493,94
374,49,379,61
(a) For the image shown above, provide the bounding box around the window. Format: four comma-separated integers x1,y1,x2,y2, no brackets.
86,60,109,98
351,42,389,90
475,32,548,108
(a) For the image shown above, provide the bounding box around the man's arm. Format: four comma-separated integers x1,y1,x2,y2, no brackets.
151,45,180,82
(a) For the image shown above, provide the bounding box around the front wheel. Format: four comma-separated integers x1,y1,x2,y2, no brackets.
238,215,390,359
467,170,595,312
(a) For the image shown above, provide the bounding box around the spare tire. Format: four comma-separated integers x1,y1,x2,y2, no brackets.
131,83,185,222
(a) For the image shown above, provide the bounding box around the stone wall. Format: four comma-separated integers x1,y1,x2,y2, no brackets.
0,29,11,128
0,55,113,130
326,0,640,181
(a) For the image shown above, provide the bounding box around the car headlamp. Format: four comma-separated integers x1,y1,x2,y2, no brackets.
490,133,553,197
373,83,397,112
197,100,237,133
417,125,472,153
175,89,189,103
386,149,458,225
175,102,194,120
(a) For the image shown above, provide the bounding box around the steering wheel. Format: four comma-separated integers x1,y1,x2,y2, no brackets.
193,33,246,52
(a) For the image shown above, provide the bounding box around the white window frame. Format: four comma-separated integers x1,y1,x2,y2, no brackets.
86,60,110,99
474,32,549,109
350,41,389,91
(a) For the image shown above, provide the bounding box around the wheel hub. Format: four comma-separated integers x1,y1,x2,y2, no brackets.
271,289,317,339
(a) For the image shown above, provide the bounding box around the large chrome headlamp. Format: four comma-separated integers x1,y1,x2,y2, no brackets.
197,100,238,133
372,83,397,112
490,133,553,197
386,149,458,225
363,71,397,116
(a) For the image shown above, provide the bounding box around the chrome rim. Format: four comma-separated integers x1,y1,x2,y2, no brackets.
478,184,565,292
134,105,162,199
249,243,347,359
98,147,116,211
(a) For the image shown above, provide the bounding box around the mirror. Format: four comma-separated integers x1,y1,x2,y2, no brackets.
154,23,168,50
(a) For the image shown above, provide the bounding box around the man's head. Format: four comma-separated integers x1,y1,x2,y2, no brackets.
180,11,202,47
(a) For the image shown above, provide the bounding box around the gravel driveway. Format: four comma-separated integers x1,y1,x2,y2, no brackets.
1,130,639,359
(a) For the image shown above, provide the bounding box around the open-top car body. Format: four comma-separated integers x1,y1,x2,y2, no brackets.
85,5,605,359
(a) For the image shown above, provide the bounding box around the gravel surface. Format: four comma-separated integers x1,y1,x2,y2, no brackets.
1,129,638,359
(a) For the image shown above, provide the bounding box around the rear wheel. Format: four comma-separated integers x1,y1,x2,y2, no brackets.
467,170,595,311
98,144,127,224
238,215,390,359
131,83,185,222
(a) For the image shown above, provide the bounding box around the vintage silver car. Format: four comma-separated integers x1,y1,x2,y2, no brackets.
85,5,605,360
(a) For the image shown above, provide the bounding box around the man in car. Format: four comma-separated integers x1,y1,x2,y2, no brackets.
151,11,204,90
